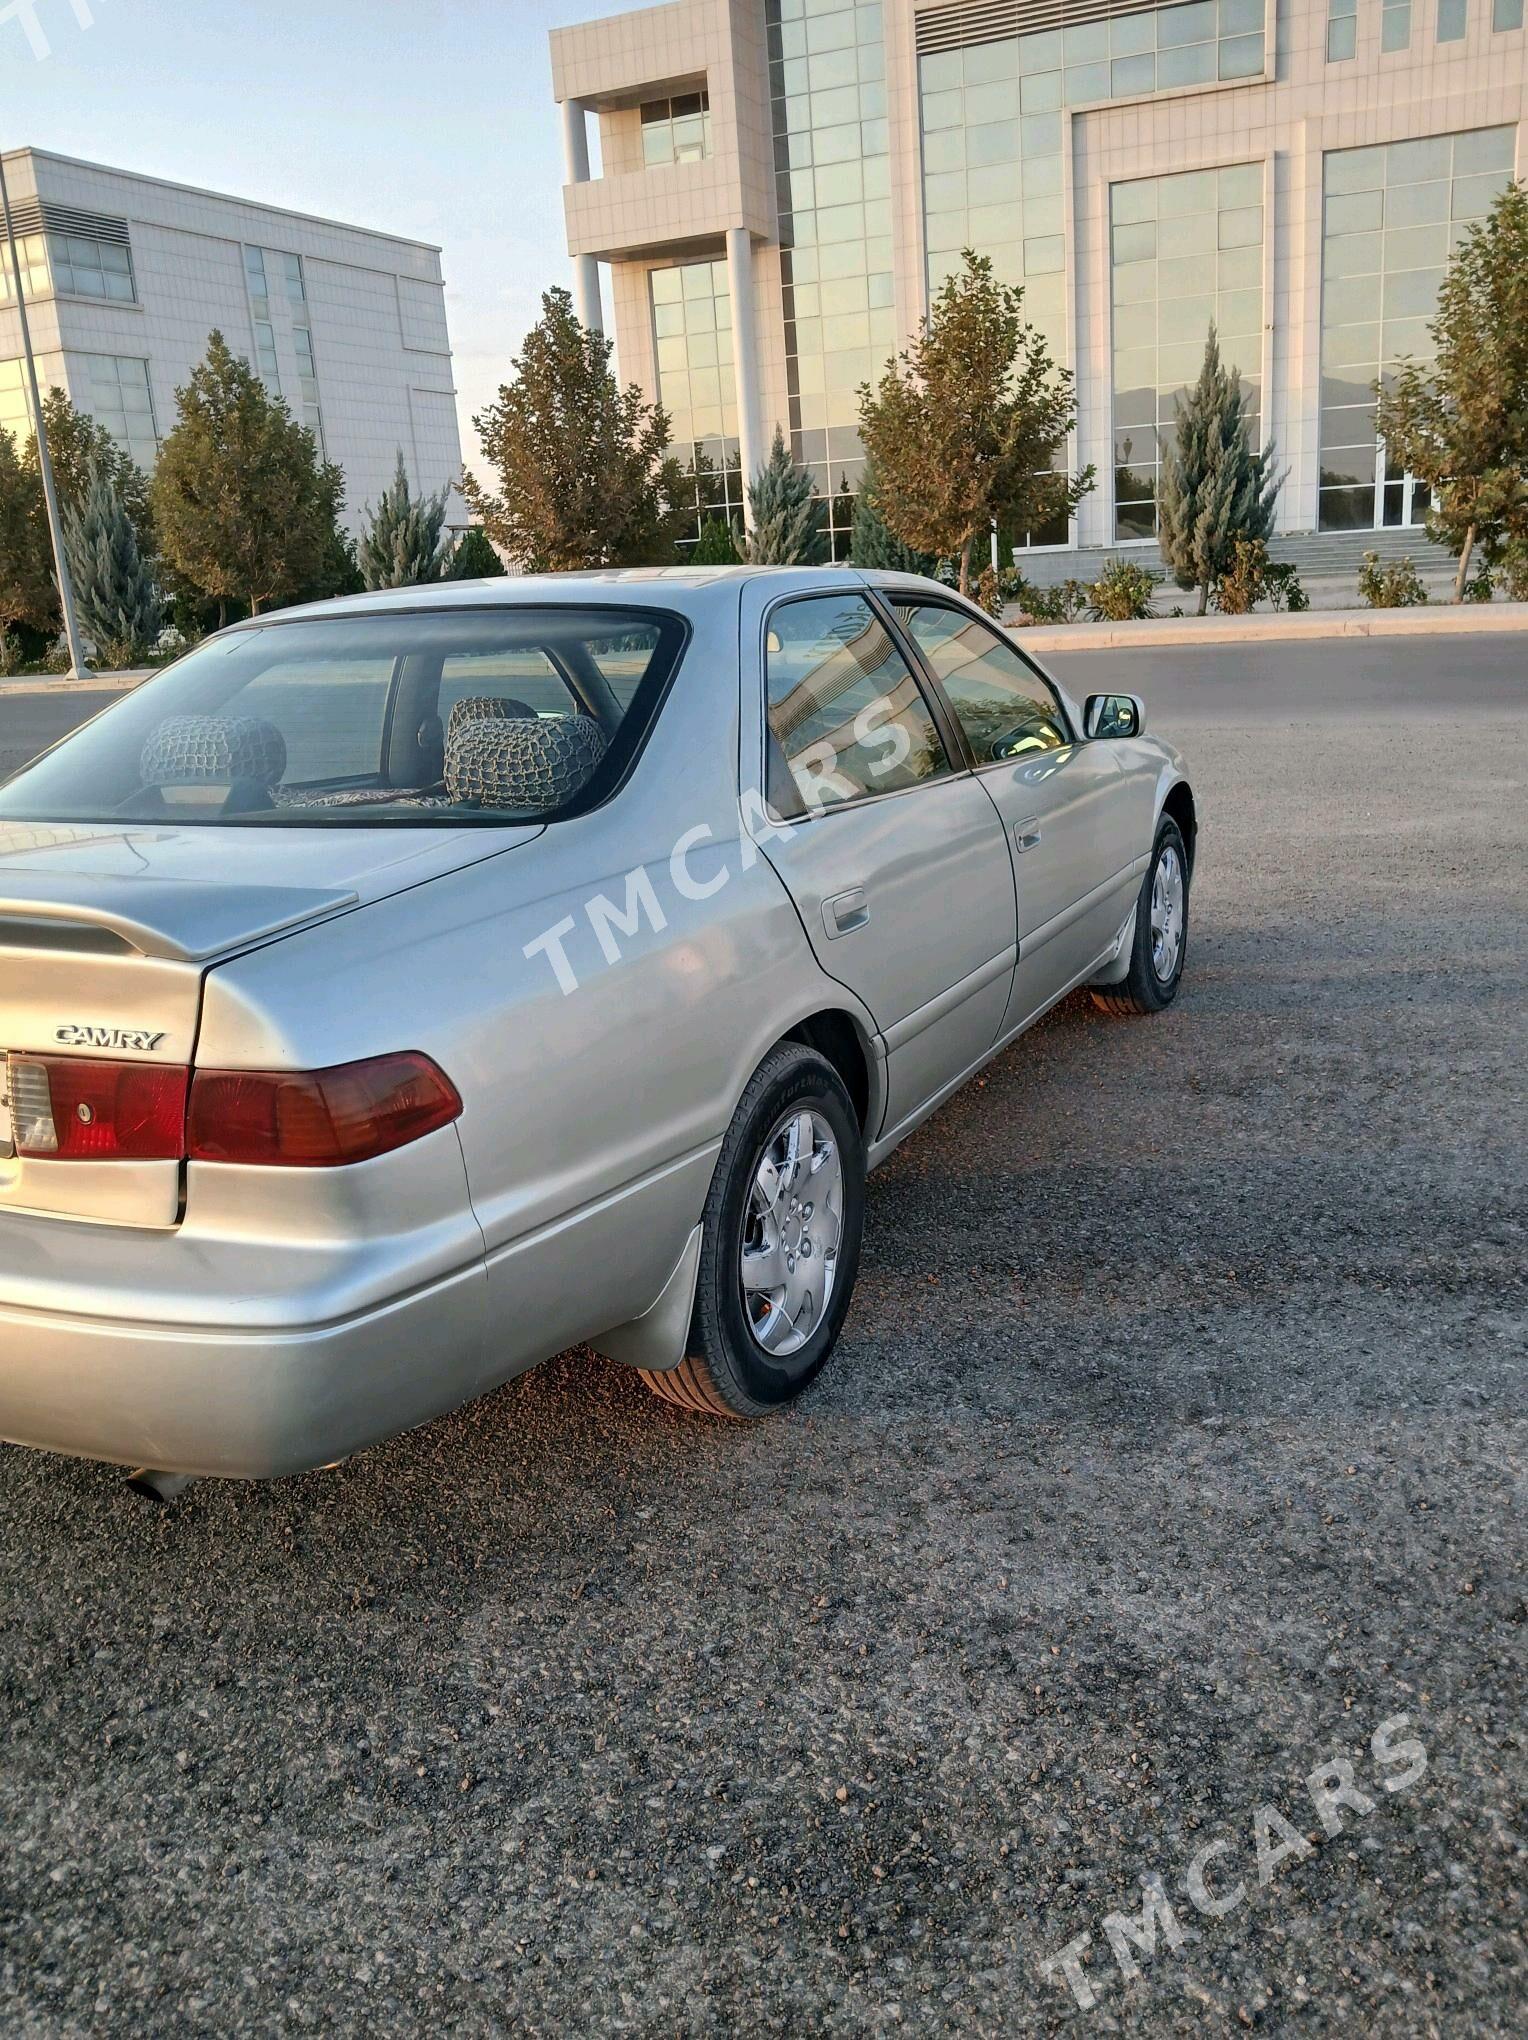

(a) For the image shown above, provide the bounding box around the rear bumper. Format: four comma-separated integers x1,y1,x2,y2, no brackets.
0,1259,492,1479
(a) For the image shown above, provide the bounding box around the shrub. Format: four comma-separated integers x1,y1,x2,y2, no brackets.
1264,560,1309,612
1004,573,1089,625
1358,551,1428,608
1086,558,1156,622
1213,535,1268,614
0,628,23,677
690,514,741,565
975,564,1002,617
1462,562,1494,603
1498,535,1528,602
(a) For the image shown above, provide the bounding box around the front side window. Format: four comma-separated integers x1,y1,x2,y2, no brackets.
0,608,686,827
765,594,950,815
896,604,1071,762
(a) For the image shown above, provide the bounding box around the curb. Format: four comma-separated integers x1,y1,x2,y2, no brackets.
1013,603,1528,654
0,669,151,700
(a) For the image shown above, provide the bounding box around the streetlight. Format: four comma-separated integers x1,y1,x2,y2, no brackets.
0,141,87,679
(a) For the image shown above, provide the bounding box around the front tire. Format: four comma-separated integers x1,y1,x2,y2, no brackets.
1091,816,1189,1016
641,1043,866,1419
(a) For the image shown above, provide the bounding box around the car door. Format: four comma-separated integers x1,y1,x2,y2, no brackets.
892,599,1138,1033
748,586,1017,1136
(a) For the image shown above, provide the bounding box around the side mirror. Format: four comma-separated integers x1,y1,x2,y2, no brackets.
1084,692,1145,740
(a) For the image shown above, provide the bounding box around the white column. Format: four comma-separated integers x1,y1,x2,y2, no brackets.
560,99,603,335
726,226,765,523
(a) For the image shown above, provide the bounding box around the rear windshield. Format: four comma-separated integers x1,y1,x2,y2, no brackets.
0,606,687,827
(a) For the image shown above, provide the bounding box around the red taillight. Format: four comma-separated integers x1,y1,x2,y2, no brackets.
8,1056,188,1161
186,1053,462,1167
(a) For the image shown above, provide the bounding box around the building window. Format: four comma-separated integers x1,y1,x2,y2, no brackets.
76,354,159,470
1109,162,1265,541
242,246,282,393
1318,127,1515,532
650,259,742,543
640,91,711,168
768,0,895,558
1327,0,1359,59
1493,0,1524,26
1437,0,1468,36
0,231,51,304
1382,0,1413,50
49,232,136,302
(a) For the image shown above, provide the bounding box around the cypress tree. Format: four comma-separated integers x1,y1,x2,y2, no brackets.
1157,326,1281,615
63,456,162,664
358,450,452,589
739,426,826,566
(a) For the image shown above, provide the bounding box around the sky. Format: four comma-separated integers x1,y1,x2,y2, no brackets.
5,0,629,485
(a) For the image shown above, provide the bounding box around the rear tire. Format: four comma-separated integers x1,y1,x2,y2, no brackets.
641,1043,866,1419
1091,816,1189,1016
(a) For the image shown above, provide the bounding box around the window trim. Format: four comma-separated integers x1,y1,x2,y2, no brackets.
757,585,965,826
883,592,1078,769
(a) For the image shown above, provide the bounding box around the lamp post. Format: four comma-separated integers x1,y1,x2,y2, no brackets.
0,143,87,679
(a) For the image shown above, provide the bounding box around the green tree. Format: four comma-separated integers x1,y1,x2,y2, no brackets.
465,286,686,570
449,526,507,579
858,252,1090,596
26,388,153,545
0,427,54,635
62,456,162,664
150,332,343,619
740,426,826,565
849,455,938,574
358,449,452,589
1157,326,1282,615
691,514,741,564
1376,181,1528,601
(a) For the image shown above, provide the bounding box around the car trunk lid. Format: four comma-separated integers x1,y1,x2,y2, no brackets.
0,818,542,1229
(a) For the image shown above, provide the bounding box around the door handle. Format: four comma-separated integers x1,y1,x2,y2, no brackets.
1013,817,1043,853
823,887,869,939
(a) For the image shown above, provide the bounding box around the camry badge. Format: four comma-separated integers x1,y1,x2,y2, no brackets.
54,1025,168,1052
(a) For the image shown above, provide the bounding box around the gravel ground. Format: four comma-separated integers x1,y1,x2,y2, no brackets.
0,641,1524,2034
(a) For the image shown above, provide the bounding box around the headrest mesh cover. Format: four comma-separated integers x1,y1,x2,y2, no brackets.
445,714,608,812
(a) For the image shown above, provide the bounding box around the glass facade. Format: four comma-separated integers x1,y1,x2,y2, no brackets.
1318,126,1516,531
919,0,1265,370
767,0,894,556
1109,162,1265,539
650,258,744,542
0,358,31,449
76,354,159,471
0,232,49,305
640,92,711,167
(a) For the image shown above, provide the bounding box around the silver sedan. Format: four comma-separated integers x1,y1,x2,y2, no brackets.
0,569,1195,1485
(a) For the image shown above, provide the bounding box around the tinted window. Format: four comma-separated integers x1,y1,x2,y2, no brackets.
897,603,1071,762
766,593,949,815
0,608,684,827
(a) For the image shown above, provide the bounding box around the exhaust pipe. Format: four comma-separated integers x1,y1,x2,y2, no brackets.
125,1467,195,1505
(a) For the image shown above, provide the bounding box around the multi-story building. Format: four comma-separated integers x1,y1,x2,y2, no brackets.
550,0,1526,563
0,149,462,531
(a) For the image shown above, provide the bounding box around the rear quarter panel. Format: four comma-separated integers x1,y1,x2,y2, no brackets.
197,583,877,1371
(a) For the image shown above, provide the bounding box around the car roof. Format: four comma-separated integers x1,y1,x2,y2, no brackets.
269,565,955,625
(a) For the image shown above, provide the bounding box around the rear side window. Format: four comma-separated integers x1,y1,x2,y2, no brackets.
0,607,686,828
765,593,950,816
896,603,1071,762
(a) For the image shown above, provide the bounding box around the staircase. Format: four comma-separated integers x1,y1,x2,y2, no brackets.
1018,524,1455,590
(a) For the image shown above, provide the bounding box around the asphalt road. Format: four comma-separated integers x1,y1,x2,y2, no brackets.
1,639,1524,2033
